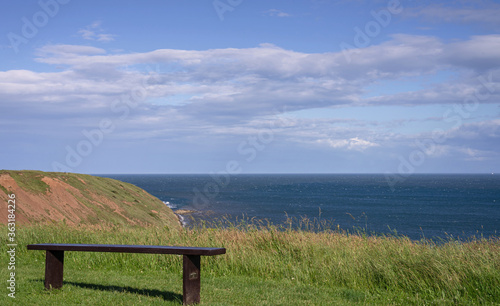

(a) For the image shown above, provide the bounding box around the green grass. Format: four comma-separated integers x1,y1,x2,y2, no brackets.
1,170,51,194
1,222,499,305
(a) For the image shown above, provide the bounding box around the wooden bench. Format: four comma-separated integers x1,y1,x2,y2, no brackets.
27,244,226,305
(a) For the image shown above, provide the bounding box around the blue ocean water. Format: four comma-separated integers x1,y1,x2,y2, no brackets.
99,174,500,241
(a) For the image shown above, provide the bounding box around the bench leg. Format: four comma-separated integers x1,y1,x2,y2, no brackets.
45,250,64,289
183,255,200,305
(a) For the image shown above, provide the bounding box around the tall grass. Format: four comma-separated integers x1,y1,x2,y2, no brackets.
2,220,499,304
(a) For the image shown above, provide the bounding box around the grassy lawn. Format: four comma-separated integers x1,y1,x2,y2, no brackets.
3,265,372,305
4,265,452,305
1,223,499,305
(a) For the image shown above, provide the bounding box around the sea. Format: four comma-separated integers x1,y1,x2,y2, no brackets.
98,174,499,241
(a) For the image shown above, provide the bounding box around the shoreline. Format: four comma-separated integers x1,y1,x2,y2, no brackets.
174,213,185,227
163,201,188,228
173,209,196,227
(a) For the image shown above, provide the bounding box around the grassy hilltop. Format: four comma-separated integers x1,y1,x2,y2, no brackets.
0,170,180,229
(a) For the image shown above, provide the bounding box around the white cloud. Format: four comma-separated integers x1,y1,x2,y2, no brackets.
459,147,487,161
348,137,380,150
1,35,500,162
405,2,500,28
445,35,500,71
318,137,379,151
5,35,497,118
393,119,500,163
34,34,500,80
424,144,451,158
37,44,106,56
78,21,116,42
263,9,292,17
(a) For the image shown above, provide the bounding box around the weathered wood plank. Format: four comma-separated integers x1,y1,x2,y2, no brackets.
28,244,226,256
183,255,201,305
45,250,64,289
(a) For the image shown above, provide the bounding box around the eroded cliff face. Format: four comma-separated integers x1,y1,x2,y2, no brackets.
0,170,181,229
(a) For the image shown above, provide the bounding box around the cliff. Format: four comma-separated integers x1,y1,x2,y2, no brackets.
0,170,181,229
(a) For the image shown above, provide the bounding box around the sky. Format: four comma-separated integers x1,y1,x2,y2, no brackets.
1,0,500,175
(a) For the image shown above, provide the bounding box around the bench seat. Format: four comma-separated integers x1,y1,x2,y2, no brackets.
28,243,226,255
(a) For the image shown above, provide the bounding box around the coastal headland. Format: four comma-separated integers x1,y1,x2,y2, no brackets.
0,170,180,229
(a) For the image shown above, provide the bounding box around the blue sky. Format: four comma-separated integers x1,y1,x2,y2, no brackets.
1,0,499,175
